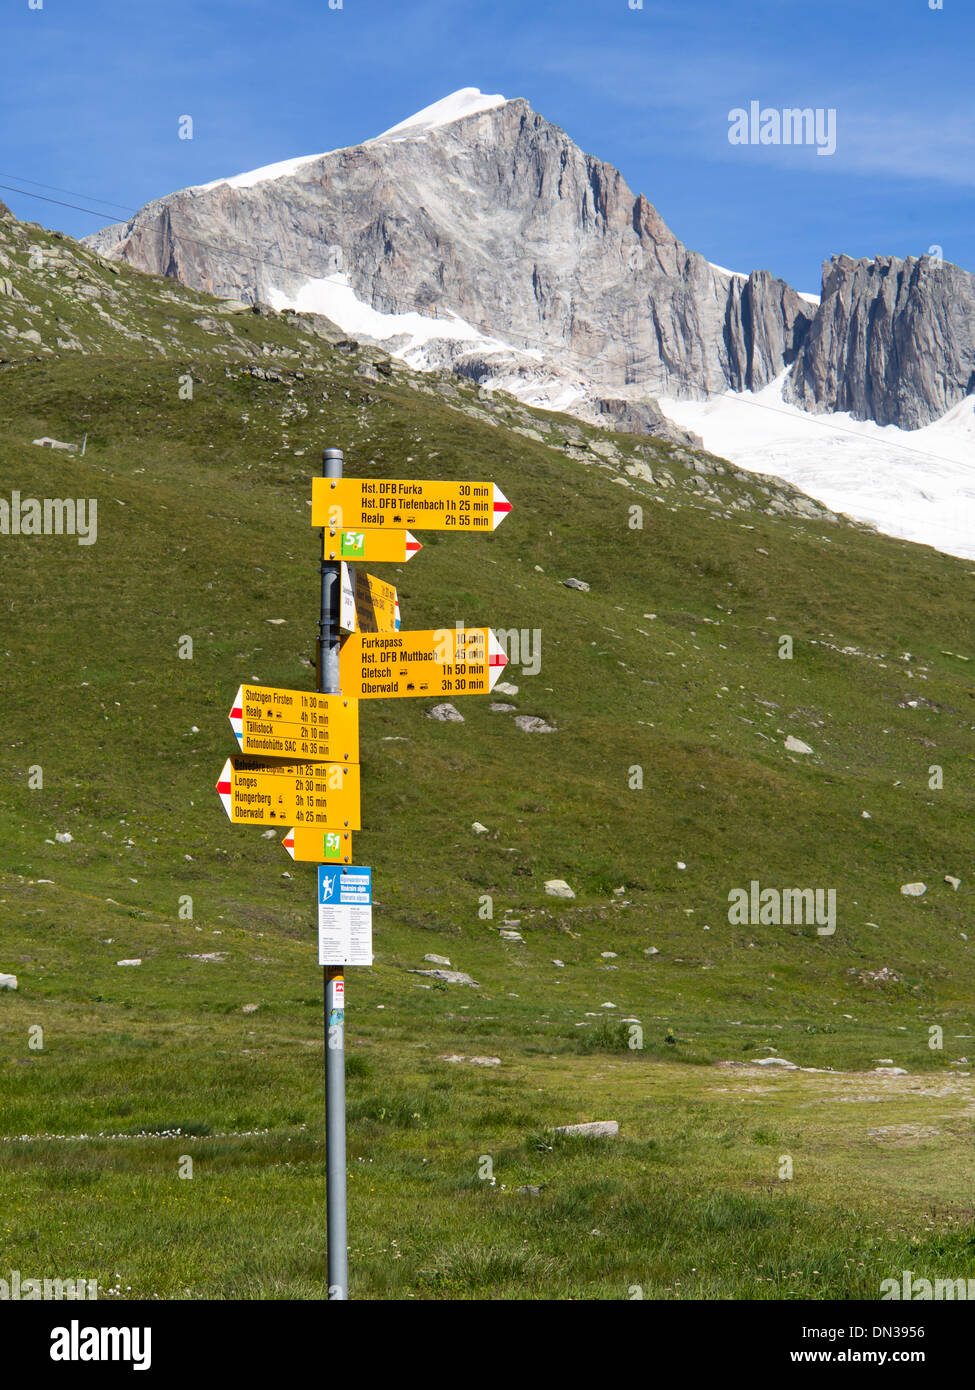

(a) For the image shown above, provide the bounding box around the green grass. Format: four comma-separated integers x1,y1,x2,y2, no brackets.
1,207,974,1298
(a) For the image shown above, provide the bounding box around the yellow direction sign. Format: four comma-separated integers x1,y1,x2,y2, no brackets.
324,529,422,563
339,564,400,635
339,627,508,700
230,684,359,762
217,757,361,828
312,479,511,532
283,827,353,864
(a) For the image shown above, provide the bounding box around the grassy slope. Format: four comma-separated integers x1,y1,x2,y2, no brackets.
1,212,974,1298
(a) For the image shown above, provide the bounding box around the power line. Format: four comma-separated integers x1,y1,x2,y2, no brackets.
0,173,134,216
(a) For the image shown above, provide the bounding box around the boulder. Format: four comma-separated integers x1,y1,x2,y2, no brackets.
409,968,479,986
426,702,464,722
515,715,556,733
553,1120,618,1137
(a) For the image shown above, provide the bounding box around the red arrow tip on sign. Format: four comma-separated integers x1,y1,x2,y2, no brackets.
487,630,509,690
492,485,511,528
216,759,233,818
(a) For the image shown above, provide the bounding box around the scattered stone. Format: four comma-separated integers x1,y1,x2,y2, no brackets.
184,952,227,962
545,879,575,899
900,882,927,897
600,951,618,959
551,959,565,968
500,929,524,941
441,1054,501,1067
753,1056,797,1068
423,954,451,966
562,578,590,592
600,1001,617,1009
517,1184,542,1196
261,829,277,839
553,1120,618,1137
55,831,73,844
116,959,142,967
784,736,814,754
852,966,902,985
644,946,659,956
874,1066,908,1076
945,875,961,891
495,682,519,695
266,618,286,625
514,715,556,733
242,1004,259,1014
0,974,17,990
471,822,489,834
426,702,464,722
489,702,517,712
409,968,479,986
862,811,872,819
32,436,77,451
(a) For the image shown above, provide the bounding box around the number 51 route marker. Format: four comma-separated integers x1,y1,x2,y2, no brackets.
312,478,511,532
339,627,508,700
325,529,422,563
283,826,353,864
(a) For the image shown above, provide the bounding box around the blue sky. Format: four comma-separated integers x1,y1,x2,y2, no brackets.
1,0,971,292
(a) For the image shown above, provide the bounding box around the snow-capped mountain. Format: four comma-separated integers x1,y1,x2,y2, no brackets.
84,88,975,558
83,89,812,414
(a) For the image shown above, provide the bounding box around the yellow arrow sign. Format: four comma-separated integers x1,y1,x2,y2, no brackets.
339,627,508,700
283,827,353,864
324,529,422,563
312,479,511,532
217,757,361,828
339,564,400,635
230,685,359,762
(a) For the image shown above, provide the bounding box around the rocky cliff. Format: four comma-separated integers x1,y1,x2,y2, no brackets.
85,90,974,433
786,252,975,428
84,93,812,428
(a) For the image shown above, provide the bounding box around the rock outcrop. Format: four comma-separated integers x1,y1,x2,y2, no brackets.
786,253,975,427
83,90,975,432
84,93,811,420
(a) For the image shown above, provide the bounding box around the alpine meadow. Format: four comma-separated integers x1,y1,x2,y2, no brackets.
1,192,974,1301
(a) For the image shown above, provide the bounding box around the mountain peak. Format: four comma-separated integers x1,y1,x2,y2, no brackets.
370,88,509,143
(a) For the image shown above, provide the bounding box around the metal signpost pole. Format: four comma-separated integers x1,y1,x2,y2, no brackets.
319,446,348,1300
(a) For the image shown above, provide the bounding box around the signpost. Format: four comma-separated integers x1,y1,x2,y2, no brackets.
325,529,422,563
312,478,511,532
338,563,400,635
214,447,513,1300
216,755,361,828
230,684,359,762
339,626,508,700
318,865,373,966
283,826,353,864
